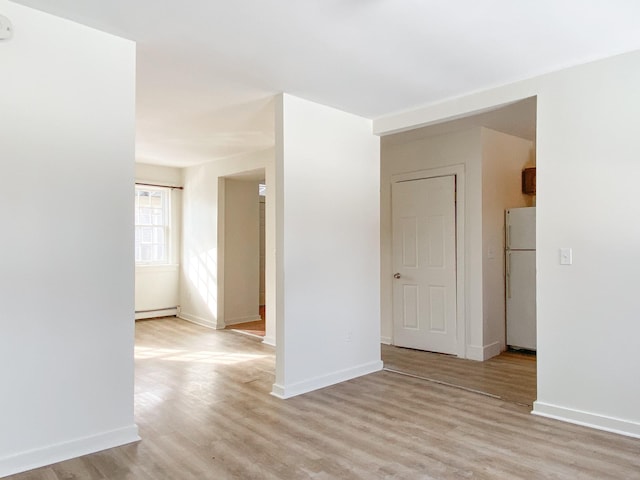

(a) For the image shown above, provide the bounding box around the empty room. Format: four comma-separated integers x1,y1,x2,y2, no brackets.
1,1,640,478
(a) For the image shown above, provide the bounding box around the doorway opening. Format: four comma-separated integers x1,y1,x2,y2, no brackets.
133,168,183,322
381,97,538,408
220,169,267,340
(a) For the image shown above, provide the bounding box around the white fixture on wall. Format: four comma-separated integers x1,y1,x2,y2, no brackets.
0,14,12,40
560,247,573,265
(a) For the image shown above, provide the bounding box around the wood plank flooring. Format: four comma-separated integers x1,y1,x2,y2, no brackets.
224,306,266,337
224,319,266,337
381,344,536,407
8,317,640,479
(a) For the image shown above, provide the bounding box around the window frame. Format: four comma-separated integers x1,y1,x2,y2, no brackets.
134,185,171,266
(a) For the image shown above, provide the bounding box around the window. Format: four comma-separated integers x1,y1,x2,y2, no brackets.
135,186,170,264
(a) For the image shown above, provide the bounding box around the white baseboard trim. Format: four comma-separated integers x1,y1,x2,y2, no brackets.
532,401,640,439
465,345,484,361
380,336,392,345
178,312,223,330
482,341,502,360
262,336,276,347
465,342,501,361
271,360,383,399
0,424,140,478
135,308,178,320
224,315,262,326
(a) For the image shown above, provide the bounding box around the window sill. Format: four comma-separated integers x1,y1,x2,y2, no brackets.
135,264,179,272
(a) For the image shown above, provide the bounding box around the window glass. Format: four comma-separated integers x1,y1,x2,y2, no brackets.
135,186,170,264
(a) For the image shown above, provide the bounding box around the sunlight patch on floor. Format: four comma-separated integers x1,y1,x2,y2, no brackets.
135,346,270,365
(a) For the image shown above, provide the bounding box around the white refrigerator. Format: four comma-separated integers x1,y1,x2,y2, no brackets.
505,207,536,351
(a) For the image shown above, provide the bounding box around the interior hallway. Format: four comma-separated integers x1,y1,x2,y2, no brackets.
8,317,639,479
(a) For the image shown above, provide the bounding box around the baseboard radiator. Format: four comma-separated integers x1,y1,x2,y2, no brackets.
134,307,179,320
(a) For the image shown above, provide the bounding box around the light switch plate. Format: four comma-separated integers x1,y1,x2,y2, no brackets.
0,15,13,40
560,248,572,265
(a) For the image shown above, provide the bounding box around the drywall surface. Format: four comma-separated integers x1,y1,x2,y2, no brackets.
135,164,182,318
224,178,260,325
0,1,138,476
134,265,180,317
533,50,640,436
259,197,266,306
135,163,183,187
481,128,533,354
375,50,640,437
180,150,271,329
380,128,484,357
264,146,278,346
273,94,381,398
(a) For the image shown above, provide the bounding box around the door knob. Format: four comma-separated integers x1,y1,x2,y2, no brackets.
393,273,401,279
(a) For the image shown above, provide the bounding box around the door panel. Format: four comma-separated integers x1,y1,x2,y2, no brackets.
402,285,419,329
426,215,445,266
429,286,446,332
401,217,418,267
392,175,457,354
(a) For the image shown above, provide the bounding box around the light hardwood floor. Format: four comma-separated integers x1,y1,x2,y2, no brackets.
8,317,640,479
381,344,536,407
224,319,266,337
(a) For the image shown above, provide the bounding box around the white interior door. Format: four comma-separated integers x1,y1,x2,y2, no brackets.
392,175,457,354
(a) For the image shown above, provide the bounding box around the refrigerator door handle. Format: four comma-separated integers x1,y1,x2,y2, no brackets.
506,251,511,299
506,224,512,249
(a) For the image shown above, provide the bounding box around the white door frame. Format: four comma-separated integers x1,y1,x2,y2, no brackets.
390,164,466,358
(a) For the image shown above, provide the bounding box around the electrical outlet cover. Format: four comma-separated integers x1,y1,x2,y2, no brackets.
0,15,13,40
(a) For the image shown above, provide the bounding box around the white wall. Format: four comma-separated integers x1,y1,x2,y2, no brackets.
264,149,277,346
380,128,484,357
259,197,266,306
134,163,183,318
135,163,182,187
272,94,381,399
481,128,533,353
180,150,272,330
0,2,138,476
223,178,261,325
135,265,180,318
375,50,640,438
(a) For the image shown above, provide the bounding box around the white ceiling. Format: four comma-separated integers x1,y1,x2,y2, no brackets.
10,0,640,167
383,97,537,146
